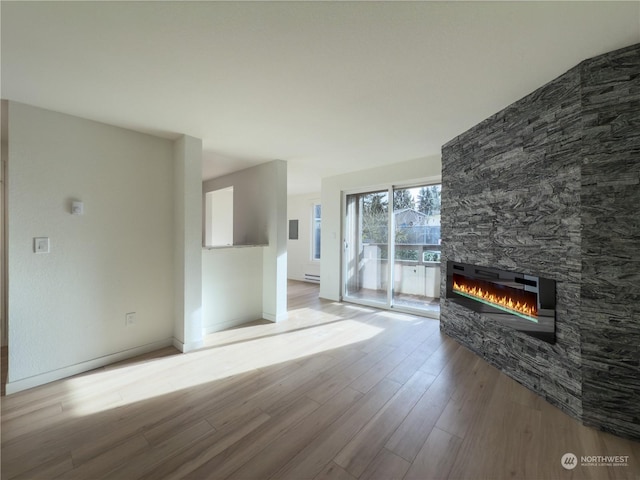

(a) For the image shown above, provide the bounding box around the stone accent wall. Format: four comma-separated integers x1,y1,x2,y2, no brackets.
580,45,640,438
440,43,639,440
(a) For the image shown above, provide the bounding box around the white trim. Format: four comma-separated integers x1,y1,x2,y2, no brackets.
392,176,443,191
5,338,174,395
387,185,394,307
172,337,185,352
172,338,204,353
340,173,442,197
341,181,443,309
263,311,288,322
202,318,261,335
341,296,440,320
311,201,322,262
1,100,7,347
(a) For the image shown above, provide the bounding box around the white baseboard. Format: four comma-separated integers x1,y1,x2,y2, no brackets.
172,338,204,353
263,311,288,322
287,275,320,284
319,293,340,302
5,338,174,395
172,338,185,352
203,317,261,335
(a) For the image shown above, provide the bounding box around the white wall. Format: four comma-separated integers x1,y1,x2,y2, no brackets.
319,155,442,301
203,164,270,247
205,187,233,246
6,102,176,391
1,100,7,347
173,135,203,353
262,160,288,321
202,247,263,333
287,192,320,282
202,160,287,322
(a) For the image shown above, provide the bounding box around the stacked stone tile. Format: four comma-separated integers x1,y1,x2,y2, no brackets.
440,43,639,440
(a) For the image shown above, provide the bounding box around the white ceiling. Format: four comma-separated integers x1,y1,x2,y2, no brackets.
2,2,639,194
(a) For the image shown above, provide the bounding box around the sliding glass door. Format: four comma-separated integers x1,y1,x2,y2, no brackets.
343,184,441,315
391,185,441,314
344,190,390,305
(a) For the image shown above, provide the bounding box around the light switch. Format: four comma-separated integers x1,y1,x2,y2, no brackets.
34,237,50,254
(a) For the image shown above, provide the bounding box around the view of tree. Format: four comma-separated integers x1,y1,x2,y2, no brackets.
360,186,441,245
361,193,388,244
417,185,441,216
393,189,414,211
365,192,387,215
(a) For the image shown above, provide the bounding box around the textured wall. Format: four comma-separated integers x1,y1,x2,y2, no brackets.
580,45,640,438
440,64,584,419
7,102,175,386
440,43,639,439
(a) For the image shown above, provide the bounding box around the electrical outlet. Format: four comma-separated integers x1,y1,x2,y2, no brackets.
125,312,136,326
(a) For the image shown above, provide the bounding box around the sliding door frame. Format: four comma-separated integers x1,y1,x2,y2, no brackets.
341,177,441,319
342,186,392,308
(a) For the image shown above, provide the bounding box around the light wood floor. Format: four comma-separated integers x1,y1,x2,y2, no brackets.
1,345,7,397
2,281,639,480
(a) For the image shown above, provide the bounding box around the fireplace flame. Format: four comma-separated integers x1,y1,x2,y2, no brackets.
453,280,537,318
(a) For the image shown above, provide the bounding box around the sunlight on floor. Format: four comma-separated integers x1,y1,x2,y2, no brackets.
65,317,383,417
284,307,344,324
374,310,425,322
338,303,377,313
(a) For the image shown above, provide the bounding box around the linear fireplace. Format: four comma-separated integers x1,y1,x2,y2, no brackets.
446,261,556,343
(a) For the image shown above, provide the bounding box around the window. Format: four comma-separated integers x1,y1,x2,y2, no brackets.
312,203,321,260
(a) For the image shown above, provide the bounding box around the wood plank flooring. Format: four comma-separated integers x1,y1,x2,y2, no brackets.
2,281,639,479
1,345,7,397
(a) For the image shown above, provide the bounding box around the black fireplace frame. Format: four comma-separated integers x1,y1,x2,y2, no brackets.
446,261,556,344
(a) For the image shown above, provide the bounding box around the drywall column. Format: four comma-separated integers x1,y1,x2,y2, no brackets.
1,100,7,347
174,135,203,351
262,160,288,321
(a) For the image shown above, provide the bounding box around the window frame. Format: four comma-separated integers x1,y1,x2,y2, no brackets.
311,202,321,261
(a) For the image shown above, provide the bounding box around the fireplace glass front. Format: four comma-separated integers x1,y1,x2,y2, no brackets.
446,261,556,343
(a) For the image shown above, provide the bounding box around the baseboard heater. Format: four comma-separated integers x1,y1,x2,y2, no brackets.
304,274,320,283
